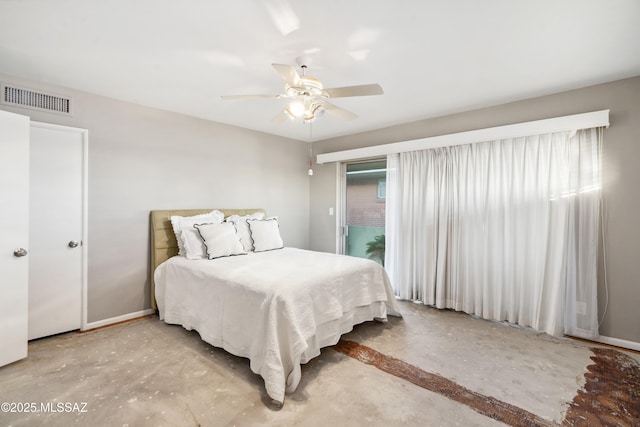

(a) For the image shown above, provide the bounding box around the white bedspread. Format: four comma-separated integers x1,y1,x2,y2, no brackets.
154,247,401,404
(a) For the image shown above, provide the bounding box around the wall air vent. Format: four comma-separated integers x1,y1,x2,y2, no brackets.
1,83,72,116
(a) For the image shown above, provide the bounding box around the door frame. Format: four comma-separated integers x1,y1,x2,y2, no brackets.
336,158,388,256
335,162,346,254
30,121,89,332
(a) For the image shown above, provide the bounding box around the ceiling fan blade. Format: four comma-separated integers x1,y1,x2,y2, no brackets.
272,109,290,124
324,102,358,121
325,84,383,98
221,94,280,100
272,63,302,87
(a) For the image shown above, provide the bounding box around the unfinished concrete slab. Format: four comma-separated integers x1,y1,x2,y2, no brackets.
0,301,638,426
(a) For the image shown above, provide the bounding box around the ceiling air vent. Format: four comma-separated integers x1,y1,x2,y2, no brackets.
1,83,72,115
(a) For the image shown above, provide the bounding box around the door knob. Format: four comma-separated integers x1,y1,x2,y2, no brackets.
13,248,28,257
68,241,79,248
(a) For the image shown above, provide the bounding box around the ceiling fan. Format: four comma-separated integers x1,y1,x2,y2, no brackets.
221,61,383,123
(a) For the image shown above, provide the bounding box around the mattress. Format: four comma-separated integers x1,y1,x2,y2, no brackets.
154,247,401,404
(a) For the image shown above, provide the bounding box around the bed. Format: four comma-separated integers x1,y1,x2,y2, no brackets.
150,209,401,404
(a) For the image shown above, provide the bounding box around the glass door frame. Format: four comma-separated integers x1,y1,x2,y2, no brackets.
336,161,347,255
336,158,386,256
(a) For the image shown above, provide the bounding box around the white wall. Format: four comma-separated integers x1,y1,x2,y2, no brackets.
1,73,310,323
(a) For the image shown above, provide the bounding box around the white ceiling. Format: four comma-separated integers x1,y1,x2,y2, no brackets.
1,1,639,142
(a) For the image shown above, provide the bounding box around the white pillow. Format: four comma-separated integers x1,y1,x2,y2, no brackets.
180,226,210,260
170,210,224,257
247,218,284,252
193,222,246,259
225,212,265,251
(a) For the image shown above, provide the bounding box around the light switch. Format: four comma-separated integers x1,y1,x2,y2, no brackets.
329,207,334,216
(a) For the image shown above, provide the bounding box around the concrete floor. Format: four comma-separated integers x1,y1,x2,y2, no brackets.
0,301,638,427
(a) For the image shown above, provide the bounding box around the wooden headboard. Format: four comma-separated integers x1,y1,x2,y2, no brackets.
149,208,266,309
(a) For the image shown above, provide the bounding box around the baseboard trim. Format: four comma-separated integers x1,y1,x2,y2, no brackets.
569,334,640,353
593,335,640,352
82,309,156,332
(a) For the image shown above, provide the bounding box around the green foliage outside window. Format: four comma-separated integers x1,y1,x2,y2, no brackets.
365,234,385,266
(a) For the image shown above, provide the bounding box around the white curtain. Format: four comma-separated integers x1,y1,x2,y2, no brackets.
385,128,602,338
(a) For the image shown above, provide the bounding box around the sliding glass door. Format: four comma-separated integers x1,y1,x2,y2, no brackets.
341,159,387,264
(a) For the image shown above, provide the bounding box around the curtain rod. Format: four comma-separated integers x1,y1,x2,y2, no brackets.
316,110,610,164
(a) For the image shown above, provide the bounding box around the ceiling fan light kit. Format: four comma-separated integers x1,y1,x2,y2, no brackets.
222,62,383,124
284,99,325,122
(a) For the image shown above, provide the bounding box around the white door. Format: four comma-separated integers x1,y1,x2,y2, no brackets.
0,110,30,367
28,123,85,340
